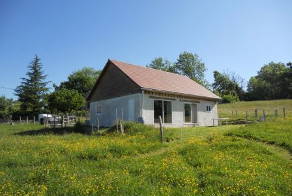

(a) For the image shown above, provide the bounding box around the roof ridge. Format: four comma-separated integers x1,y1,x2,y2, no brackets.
109,59,191,79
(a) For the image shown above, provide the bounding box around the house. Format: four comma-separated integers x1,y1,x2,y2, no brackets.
87,59,220,127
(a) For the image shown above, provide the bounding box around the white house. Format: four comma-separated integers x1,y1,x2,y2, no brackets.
87,59,220,127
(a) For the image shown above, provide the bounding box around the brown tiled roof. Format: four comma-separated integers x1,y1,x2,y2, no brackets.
109,59,220,100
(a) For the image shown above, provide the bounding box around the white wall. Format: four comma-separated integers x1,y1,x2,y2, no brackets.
90,93,218,127
142,94,218,127
90,93,141,127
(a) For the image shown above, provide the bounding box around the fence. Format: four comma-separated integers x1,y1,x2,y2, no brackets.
220,107,290,123
0,114,86,128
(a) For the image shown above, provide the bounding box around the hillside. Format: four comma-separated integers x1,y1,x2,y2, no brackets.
218,99,292,119
0,119,291,195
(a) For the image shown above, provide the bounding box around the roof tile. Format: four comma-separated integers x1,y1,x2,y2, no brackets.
110,59,220,100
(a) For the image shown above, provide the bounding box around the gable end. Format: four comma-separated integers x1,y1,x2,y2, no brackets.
88,61,141,102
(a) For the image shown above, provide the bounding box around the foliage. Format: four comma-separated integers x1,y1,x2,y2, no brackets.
57,67,101,97
149,52,209,88
173,51,208,86
47,88,85,113
247,62,290,100
146,57,172,71
14,55,49,115
0,96,14,119
221,94,239,103
213,71,245,100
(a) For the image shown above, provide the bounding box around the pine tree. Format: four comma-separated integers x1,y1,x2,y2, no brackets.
15,55,49,115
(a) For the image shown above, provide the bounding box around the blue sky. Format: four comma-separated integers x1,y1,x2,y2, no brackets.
0,0,291,99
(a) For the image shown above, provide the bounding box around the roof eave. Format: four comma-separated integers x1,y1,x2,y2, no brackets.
141,88,221,101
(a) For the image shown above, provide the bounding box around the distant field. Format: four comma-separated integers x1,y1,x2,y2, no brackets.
0,120,291,195
218,99,292,119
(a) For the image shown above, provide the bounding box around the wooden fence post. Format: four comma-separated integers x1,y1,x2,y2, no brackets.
255,109,258,119
235,110,238,117
275,109,278,118
283,107,286,119
116,108,118,132
20,116,21,123
159,115,163,143
96,117,99,132
232,111,233,118
263,110,266,121
26,116,28,124
120,120,124,134
245,111,248,121
33,116,35,124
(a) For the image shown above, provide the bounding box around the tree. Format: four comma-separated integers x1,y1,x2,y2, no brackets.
0,96,14,119
57,67,100,97
247,62,289,100
173,52,208,86
15,55,49,115
212,71,245,100
147,57,172,71
47,89,85,114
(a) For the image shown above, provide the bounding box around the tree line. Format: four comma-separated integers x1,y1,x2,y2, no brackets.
148,51,292,103
0,53,291,119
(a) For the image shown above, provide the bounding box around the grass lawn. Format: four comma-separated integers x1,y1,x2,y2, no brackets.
225,119,292,153
218,99,292,119
0,121,291,195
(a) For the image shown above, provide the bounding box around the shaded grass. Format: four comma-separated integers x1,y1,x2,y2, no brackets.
0,121,291,195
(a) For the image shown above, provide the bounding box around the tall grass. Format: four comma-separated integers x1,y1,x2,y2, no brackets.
0,120,291,195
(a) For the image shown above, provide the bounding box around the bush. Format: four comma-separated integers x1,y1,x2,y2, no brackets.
221,94,239,103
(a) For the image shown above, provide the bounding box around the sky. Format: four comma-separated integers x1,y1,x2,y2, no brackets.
0,0,291,99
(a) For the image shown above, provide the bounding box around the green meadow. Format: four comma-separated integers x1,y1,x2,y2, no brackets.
218,99,292,120
0,117,291,195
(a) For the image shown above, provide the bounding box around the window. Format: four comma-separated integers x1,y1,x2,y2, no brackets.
184,104,191,123
206,105,212,112
154,100,162,123
154,100,172,123
163,101,172,123
184,103,198,123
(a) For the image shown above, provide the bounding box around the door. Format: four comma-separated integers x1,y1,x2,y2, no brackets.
191,104,198,123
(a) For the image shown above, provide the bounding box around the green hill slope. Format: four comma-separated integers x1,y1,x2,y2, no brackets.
218,99,292,119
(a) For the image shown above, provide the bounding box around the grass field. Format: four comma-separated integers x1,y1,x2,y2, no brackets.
218,99,292,120
0,118,291,195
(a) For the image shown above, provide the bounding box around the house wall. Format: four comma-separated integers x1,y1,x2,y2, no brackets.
90,93,142,127
89,62,141,102
90,93,218,127
142,94,218,127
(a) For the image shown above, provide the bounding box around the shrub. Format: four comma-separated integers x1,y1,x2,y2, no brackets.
221,94,239,103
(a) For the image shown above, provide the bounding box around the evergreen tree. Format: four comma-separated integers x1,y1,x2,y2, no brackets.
15,55,49,115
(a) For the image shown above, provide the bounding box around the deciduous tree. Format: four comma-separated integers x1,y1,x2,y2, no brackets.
47,89,85,114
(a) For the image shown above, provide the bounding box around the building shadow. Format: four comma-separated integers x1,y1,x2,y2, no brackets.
15,126,91,136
